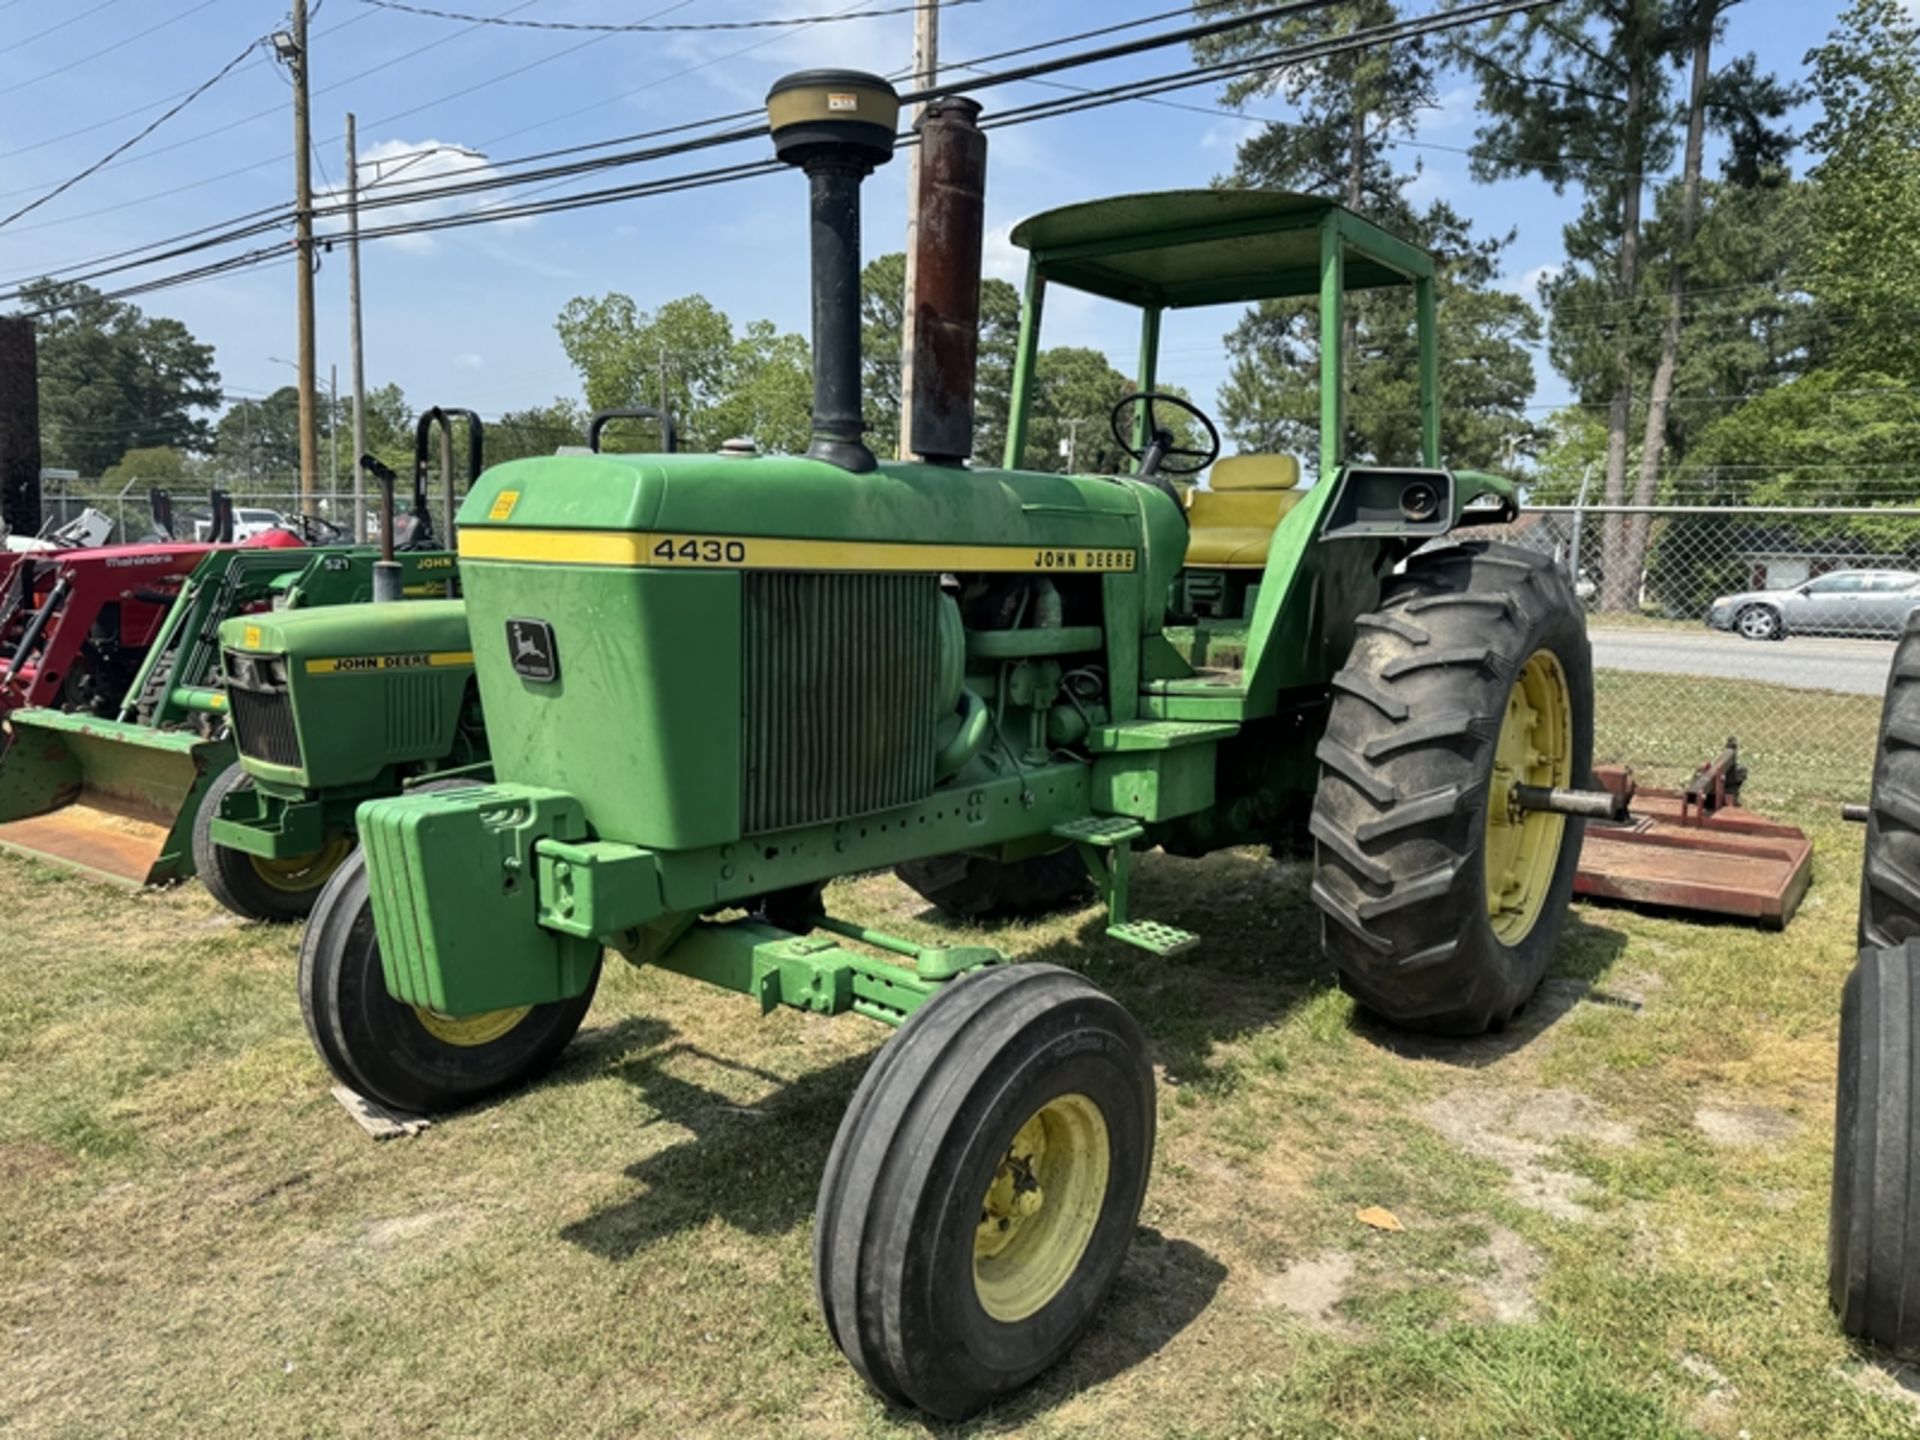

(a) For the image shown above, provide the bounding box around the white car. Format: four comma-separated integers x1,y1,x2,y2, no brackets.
188,507,293,542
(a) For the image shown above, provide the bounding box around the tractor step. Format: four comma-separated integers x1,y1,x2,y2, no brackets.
1106,919,1199,957
1051,815,1145,847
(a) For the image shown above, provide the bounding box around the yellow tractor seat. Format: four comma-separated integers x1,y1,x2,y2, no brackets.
1185,454,1304,567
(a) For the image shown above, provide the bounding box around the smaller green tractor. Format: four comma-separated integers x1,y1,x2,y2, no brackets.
286,74,1608,1418
201,406,680,921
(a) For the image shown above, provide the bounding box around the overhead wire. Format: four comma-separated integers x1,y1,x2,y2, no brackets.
8,0,1553,314
0,37,266,231
0,0,131,57
0,0,1227,287
0,0,231,98
352,0,976,31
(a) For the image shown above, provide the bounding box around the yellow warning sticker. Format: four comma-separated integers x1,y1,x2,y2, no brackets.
243,625,263,649
488,489,520,521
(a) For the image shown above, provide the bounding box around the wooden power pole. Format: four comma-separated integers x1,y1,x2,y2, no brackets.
290,0,319,515
896,0,939,461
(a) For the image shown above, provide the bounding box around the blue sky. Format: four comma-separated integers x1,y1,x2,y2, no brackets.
0,0,1859,451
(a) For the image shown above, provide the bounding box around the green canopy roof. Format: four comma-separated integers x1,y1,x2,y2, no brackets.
1007,189,1432,310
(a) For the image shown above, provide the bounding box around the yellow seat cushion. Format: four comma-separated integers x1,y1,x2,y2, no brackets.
1208,453,1301,492
1185,482,1305,567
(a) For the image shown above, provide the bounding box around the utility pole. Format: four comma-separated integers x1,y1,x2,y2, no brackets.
896,0,939,461
658,347,671,440
285,1,318,517
347,111,367,540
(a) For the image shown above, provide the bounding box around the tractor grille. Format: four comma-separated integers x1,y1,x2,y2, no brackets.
742,572,940,834
229,685,301,768
385,672,444,754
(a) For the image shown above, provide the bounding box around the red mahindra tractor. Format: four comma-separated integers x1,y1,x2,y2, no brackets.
0,492,303,735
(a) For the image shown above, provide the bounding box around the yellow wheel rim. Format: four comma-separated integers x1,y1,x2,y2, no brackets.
1483,649,1575,945
411,1005,533,1048
247,834,353,894
973,1093,1110,1323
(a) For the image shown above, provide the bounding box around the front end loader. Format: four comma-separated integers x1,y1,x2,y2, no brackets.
294,76,1603,1419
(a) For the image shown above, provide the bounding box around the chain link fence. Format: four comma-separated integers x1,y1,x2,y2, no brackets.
1472,502,1920,805
31,476,467,548
19,481,1900,805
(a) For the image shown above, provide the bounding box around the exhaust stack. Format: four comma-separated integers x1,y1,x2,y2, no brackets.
908,96,987,467
767,70,900,473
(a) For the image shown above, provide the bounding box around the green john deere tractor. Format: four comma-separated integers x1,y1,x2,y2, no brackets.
201,407,678,922
295,74,1599,1418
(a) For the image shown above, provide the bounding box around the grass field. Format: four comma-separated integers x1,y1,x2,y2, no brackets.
1,685,1914,1437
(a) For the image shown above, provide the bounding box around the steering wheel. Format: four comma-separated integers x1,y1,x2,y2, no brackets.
1109,391,1221,478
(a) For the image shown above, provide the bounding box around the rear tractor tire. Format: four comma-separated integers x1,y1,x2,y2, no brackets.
193,762,352,923
298,850,600,1114
814,964,1154,1419
1311,541,1594,1035
1830,942,1920,1360
1859,612,1920,952
894,848,1093,922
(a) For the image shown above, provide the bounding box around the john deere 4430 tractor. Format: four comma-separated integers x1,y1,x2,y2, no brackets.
293,74,1600,1418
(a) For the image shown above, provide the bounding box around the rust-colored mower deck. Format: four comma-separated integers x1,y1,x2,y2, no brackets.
1575,742,1813,928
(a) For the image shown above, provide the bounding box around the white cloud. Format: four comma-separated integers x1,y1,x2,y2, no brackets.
453,352,484,370
1422,85,1480,136
1507,262,1563,299
316,137,533,256
1199,116,1262,154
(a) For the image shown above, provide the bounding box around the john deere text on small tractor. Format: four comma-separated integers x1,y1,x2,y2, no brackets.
296,75,1599,1418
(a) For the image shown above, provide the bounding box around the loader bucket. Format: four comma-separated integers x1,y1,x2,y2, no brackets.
0,710,231,886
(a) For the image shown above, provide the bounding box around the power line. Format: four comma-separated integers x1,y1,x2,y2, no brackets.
0,38,265,231
0,0,232,99
0,3,380,161
0,0,1223,288
0,0,131,57
8,0,1547,313
353,0,977,31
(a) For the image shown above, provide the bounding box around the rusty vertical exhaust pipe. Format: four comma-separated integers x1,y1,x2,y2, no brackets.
908,96,987,468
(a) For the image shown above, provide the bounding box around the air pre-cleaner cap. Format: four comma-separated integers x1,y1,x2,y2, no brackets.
767,69,900,168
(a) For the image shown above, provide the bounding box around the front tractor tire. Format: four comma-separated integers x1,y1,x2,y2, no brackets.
193,762,352,923
298,850,600,1114
1311,541,1594,1035
814,964,1155,1420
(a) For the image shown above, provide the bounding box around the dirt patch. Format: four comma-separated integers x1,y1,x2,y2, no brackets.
1694,1103,1798,1147
360,1208,469,1249
1847,1360,1920,1419
1421,1088,1634,1222
1679,1352,1739,1428
1257,1250,1355,1332
1466,1225,1544,1324
0,1140,73,1183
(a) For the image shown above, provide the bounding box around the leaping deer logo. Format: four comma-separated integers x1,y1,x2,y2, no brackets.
513,628,545,664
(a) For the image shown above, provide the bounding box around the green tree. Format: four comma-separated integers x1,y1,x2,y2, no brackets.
860,252,1023,465
555,293,736,450
1459,1,1791,610
1215,203,1541,473
1806,0,1920,383
213,387,303,483
1648,369,1920,610
1197,1,1538,473
17,279,222,475
712,321,813,454
490,399,586,463
101,445,194,486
